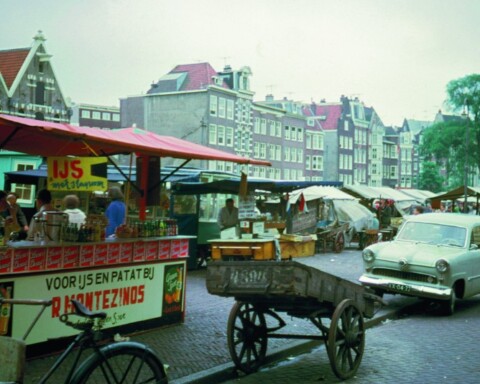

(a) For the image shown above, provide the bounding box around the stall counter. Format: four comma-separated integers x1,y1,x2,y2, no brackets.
0,236,194,355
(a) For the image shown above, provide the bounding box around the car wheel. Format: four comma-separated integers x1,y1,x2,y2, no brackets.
440,292,456,316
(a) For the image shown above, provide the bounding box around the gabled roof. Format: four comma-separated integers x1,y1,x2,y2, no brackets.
303,103,342,130
404,119,432,136
171,62,227,91
149,62,229,94
0,48,30,89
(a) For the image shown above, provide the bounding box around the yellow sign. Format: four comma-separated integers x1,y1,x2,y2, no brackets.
47,157,108,192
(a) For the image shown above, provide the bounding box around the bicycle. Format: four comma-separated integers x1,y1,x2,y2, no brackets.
0,297,168,383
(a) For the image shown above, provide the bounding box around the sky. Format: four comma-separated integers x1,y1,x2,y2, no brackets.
2,0,480,127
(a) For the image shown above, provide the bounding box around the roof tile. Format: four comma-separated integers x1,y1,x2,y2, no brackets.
0,48,30,89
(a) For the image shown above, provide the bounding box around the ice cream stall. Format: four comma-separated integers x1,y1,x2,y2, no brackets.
0,114,270,355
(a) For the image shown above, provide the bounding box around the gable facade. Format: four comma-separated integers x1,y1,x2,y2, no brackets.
0,31,70,122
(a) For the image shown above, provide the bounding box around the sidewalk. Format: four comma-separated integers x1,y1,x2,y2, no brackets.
24,248,412,383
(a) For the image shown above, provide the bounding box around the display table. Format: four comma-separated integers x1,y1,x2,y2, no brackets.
0,236,194,356
209,238,276,261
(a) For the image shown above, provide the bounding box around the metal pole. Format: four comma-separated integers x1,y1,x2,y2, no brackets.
464,101,469,213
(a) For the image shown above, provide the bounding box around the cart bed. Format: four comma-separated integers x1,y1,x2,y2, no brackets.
207,260,376,318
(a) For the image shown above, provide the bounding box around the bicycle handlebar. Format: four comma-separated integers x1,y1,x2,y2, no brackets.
0,298,52,306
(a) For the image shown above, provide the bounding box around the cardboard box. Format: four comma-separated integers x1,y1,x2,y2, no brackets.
94,244,108,266
119,242,133,263
107,243,120,264
46,247,63,270
144,241,157,260
158,240,170,259
12,249,29,272
133,241,145,262
79,245,94,267
0,249,12,273
63,246,79,268
171,239,189,258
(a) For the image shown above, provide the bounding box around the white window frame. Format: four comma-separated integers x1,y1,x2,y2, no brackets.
210,95,218,116
209,124,217,144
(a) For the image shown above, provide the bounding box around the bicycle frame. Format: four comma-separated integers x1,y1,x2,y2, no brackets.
38,323,104,384
1,298,167,384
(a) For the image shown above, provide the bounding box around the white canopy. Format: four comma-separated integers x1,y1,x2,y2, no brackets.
289,185,355,204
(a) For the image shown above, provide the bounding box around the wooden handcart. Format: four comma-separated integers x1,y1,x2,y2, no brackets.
316,221,349,253
207,260,381,380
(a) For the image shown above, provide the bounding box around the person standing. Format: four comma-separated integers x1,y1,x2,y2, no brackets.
105,186,126,237
379,199,392,229
217,198,238,230
63,194,86,228
6,193,28,232
27,189,55,241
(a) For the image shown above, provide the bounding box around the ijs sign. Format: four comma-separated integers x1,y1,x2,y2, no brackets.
47,157,108,192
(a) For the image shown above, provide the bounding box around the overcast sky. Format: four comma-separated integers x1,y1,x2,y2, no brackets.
2,0,479,126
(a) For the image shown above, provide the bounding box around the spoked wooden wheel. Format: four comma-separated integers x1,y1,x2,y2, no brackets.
227,301,267,374
333,232,345,253
327,299,365,380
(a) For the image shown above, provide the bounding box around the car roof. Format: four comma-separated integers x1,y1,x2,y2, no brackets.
405,212,480,228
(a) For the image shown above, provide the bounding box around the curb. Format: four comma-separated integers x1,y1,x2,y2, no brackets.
171,304,407,384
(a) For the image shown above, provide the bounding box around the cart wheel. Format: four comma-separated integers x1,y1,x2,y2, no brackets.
227,301,267,374
333,232,345,253
327,299,365,380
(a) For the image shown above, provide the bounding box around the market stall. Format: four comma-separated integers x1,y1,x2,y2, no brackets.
173,179,343,261
0,114,270,354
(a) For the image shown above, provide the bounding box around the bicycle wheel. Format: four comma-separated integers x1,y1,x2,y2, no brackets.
70,341,168,384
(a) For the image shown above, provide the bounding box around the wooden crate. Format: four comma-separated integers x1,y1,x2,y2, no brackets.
280,240,315,258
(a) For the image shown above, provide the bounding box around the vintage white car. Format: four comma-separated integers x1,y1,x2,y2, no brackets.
359,212,480,315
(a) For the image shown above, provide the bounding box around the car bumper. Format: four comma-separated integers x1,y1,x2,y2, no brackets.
359,275,452,300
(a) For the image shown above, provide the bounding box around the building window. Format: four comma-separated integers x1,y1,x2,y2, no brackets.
81,110,91,118
306,155,311,170
92,111,101,119
227,99,234,120
12,162,36,203
260,119,266,135
306,133,312,149
218,97,226,118
269,121,276,136
285,126,291,140
112,113,120,122
102,112,111,121
210,95,217,116
275,121,281,137
276,145,281,161
209,124,217,144
260,143,266,159
284,147,290,162
226,127,233,147
254,117,260,134
217,125,225,145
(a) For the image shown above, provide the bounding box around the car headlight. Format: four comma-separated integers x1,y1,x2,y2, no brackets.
435,259,449,273
362,249,375,263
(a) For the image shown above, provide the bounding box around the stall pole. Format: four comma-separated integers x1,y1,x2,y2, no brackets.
139,154,149,221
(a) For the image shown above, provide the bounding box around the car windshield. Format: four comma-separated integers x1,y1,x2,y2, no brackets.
396,222,467,247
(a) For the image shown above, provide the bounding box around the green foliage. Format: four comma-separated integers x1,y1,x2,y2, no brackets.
446,74,480,173
419,74,480,188
417,161,445,192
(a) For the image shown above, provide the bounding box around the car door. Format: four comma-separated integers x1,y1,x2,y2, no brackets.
466,225,480,296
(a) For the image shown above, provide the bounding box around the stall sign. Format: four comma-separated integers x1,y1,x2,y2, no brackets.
0,261,186,344
47,157,108,192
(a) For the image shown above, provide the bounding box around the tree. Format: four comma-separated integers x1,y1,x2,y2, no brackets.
446,74,480,175
419,74,480,189
419,120,467,188
417,161,445,193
